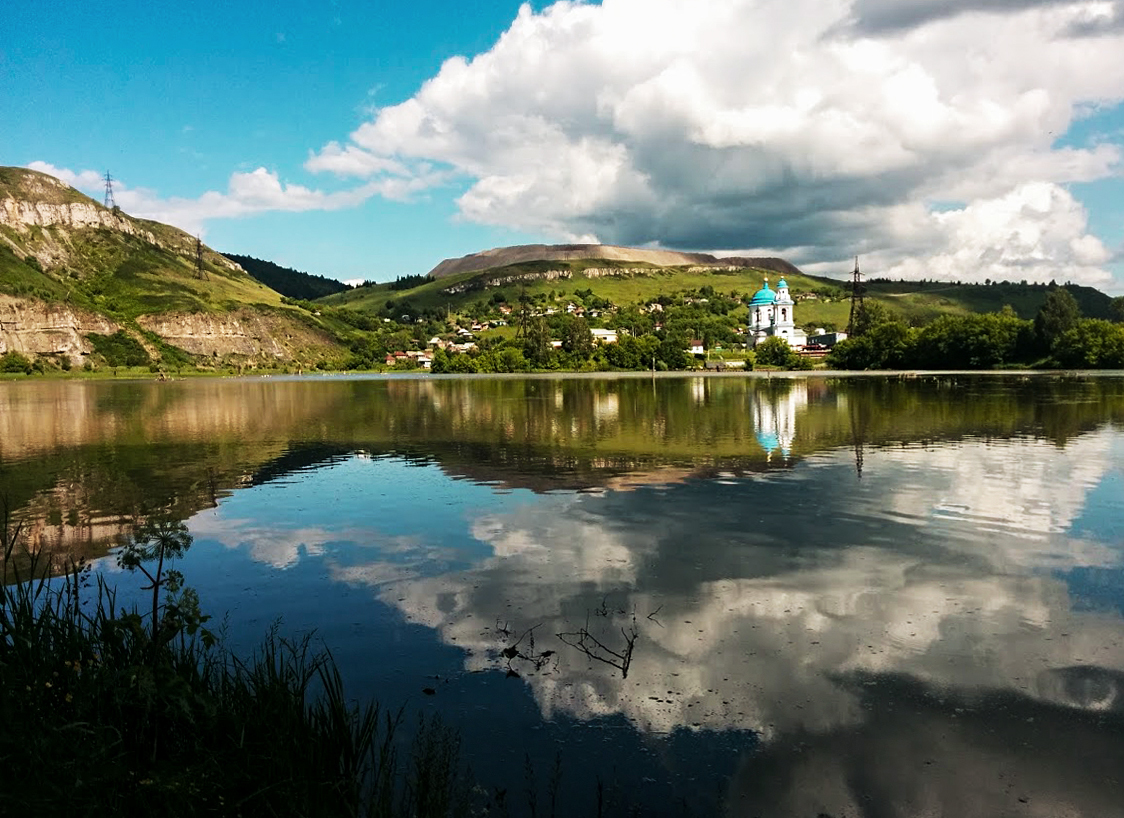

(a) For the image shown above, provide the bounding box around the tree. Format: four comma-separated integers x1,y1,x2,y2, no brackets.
851,301,894,337
826,336,881,370
430,348,451,373
1052,319,1124,368
523,317,553,367
914,313,1025,369
753,337,790,367
560,316,594,356
606,335,644,369
1111,296,1124,324
1034,288,1081,349
449,352,478,373
657,337,689,370
496,346,528,372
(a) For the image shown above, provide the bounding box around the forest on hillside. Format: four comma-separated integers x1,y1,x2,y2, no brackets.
224,253,352,301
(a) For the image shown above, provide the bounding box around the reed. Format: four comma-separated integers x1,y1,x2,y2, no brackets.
0,505,468,817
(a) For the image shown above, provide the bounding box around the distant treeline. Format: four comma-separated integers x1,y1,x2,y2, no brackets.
223,253,352,301
387,273,433,290
829,289,1124,370
865,279,1114,320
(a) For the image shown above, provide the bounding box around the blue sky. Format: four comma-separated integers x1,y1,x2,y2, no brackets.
4,0,1124,290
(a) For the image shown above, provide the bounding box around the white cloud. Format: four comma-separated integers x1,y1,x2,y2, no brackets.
362,432,1124,739
309,0,1124,284
832,182,1114,284
26,161,391,236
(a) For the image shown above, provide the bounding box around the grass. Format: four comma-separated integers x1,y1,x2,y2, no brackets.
0,243,72,302
0,508,472,817
0,166,97,206
1,166,288,319
322,260,822,316
321,256,1116,335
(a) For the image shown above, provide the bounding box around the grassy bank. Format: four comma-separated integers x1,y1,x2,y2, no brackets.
0,511,469,817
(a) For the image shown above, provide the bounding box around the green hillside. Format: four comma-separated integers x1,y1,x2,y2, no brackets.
864,278,1114,322
0,167,351,371
323,258,849,321
0,168,284,317
320,254,1114,332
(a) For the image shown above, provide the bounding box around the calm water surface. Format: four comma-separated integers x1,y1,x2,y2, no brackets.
3,373,1124,817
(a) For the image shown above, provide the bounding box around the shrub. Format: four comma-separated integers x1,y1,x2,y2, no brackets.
754,337,794,368
0,351,33,374
85,331,150,367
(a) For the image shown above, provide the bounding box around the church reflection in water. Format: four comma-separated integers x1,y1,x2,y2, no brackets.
751,378,807,460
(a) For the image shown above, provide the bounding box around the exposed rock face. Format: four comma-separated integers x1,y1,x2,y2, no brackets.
442,265,746,294
0,168,342,366
136,310,336,361
0,298,337,367
0,168,242,274
0,198,157,242
0,295,119,364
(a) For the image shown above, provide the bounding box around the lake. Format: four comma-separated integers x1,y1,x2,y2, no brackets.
3,373,1124,817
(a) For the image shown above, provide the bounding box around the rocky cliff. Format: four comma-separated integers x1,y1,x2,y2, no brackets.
0,166,345,367
0,295,120,364
136,310,340,362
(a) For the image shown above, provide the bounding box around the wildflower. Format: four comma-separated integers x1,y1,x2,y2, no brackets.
65,693,73,703
45,681,53,689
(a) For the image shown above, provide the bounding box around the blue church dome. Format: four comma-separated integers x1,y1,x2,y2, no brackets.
777,278,788,289
749,282,776,306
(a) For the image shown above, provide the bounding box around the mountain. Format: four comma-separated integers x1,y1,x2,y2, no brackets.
327,245,813,317
326,242,1115,330
425,243,803,279
223,253,352,300
0,167,346,369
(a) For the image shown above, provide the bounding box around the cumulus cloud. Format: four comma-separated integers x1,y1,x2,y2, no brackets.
845,0,1080,33
24,160,427,236
328,423,1124,740
310,0,1124,284
1062,0,1124,35
854,182,1114,283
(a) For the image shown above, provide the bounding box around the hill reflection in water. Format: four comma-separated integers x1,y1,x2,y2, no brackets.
3,374,1124,816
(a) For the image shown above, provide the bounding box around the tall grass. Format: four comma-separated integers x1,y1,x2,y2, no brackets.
0,507,469,817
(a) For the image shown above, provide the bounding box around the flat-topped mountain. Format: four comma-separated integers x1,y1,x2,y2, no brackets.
427,243,803,279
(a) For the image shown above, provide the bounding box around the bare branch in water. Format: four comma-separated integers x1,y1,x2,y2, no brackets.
557,613,639,679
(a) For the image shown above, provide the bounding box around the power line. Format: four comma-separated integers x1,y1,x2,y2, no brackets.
846,256,865,336
103,171,116,210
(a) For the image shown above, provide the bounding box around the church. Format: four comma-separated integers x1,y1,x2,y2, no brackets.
748,278,807,348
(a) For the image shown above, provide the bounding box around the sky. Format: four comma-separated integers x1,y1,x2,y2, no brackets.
3,0,1124,290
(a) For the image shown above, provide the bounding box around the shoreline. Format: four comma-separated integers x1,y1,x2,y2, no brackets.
6,367,1124,385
